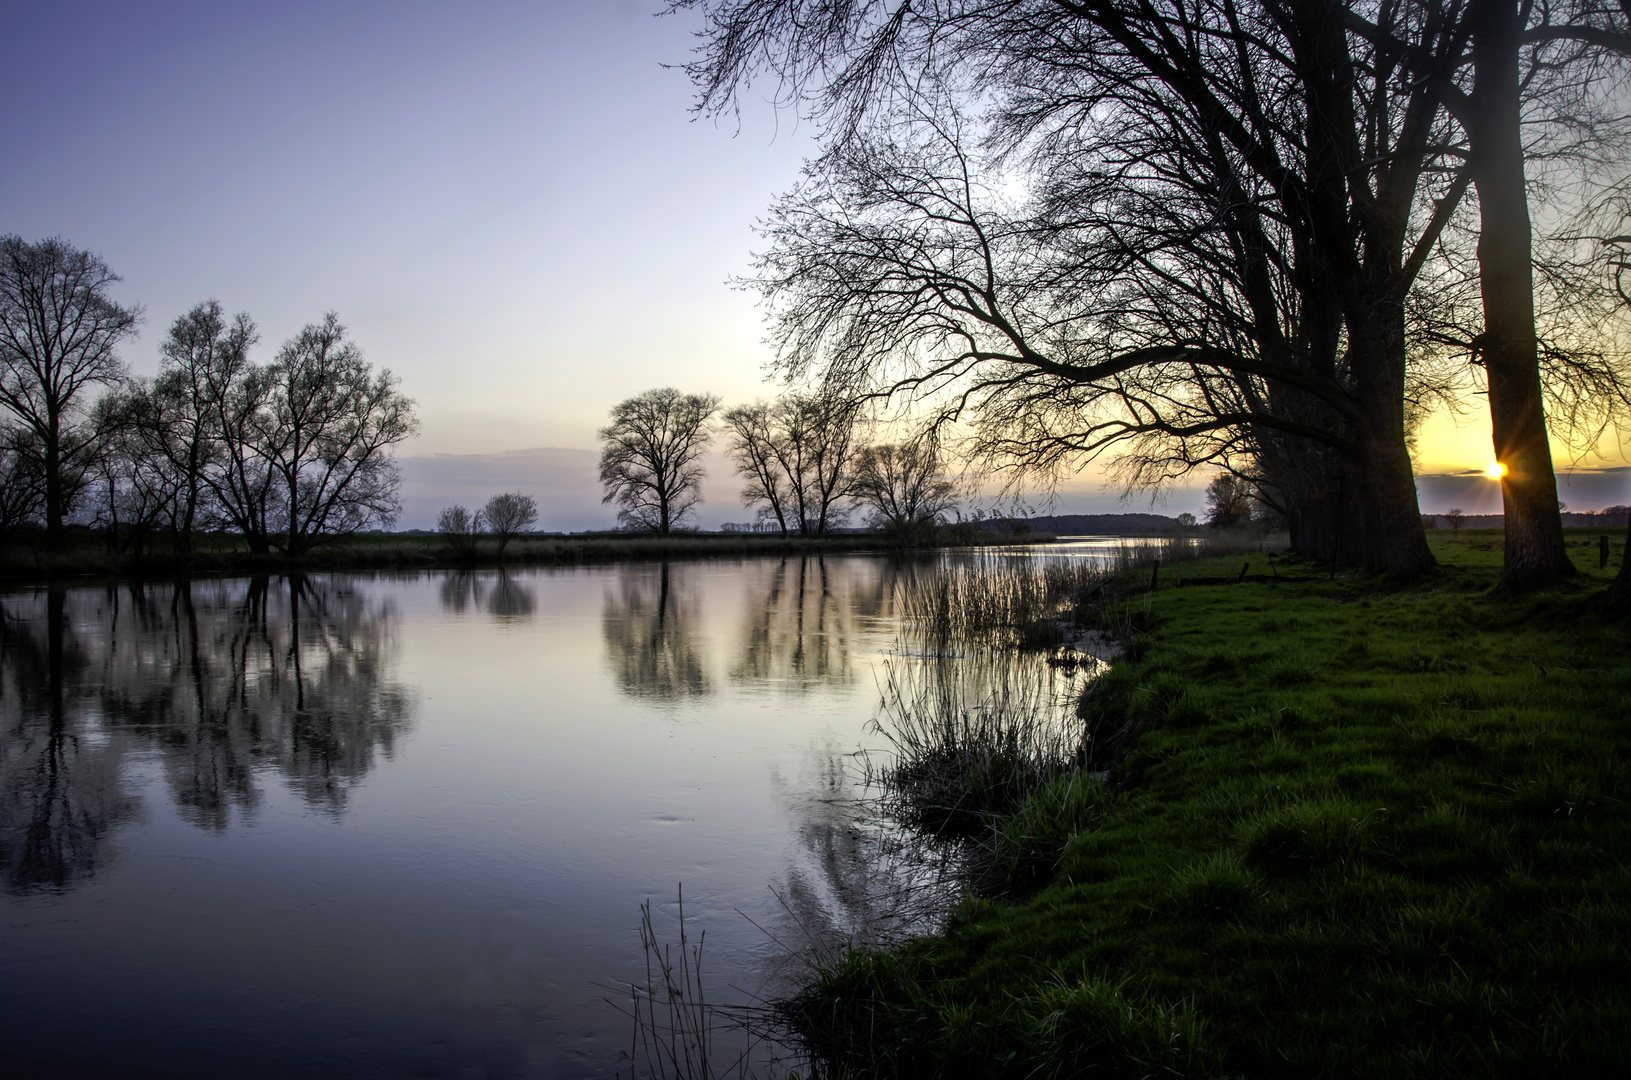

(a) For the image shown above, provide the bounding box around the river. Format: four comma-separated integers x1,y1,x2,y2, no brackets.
0,545,1137,1079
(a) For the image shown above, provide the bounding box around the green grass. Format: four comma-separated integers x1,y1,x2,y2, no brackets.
784,530,1631,1078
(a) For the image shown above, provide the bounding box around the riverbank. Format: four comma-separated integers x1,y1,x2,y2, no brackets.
0,528,1061,582
788,528,1630,1077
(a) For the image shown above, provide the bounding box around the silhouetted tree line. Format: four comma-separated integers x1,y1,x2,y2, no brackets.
436,492,540,558
0,236,418,557
669,0,1631,591
594,385,961,538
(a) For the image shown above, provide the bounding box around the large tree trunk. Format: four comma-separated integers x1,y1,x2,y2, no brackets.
1262,439,1366,566
1348,313,1436,579
1285,1,1434,581
1356,420,1435,578
1606,518,1631,615
1469,0,1574,589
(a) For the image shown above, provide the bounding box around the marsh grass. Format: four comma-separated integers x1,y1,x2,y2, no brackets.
789,535,1631,1078
614,889,798,1080
868,650,1085,842
899,552,1109,648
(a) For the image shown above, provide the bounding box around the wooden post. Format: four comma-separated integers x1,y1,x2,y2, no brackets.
1237,561,1249,583
1149,560,1160,591
1601,534,1610,569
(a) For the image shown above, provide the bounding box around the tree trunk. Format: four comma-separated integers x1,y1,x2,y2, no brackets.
1347,309,1435,578
1358,424,1435,578
44,415,64,550
1606,519,1631,614
1469,0,1574,589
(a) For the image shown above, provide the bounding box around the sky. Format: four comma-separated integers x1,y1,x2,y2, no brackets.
3,1,1624,528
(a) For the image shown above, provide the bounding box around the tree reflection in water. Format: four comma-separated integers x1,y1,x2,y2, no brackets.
0,577,414,894
760,741,966,997
438,570,536,624
601,562,709,700
731,556,866,691
0,587,139,894
757,568,1100,992
485,571,535,622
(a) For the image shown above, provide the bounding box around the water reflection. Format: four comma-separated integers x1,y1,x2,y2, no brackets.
0,587,139,894
732,557,860,691
439,571,484,615
0,577,413,894
601,562,709,700
755,742,964,1002
438,570,537,623
486,571,536,621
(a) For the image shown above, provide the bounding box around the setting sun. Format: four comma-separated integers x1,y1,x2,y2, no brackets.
1485,461,1508,479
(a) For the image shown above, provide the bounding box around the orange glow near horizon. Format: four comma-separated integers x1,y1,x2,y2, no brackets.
1414,402,1628,474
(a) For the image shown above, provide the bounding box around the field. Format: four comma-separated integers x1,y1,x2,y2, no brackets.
787,528,1631,1078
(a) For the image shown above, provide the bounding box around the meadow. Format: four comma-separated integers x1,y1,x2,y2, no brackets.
786,528,1630,1078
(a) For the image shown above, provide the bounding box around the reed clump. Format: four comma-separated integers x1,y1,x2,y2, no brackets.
869,651,1085,843
898,552,1109,649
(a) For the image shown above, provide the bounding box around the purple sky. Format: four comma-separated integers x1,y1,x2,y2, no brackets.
8,2,1613,529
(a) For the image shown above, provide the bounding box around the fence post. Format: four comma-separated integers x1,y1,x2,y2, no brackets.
1602,534,1610,569
1149,560,1160,591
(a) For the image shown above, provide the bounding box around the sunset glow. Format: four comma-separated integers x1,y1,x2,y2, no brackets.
1485,461,1508,479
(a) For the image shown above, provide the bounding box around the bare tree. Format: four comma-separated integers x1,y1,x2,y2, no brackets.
722,400,793,533
1446,507,1467,532
598,388,720,533
1602,227,1631,614
781,392,863,533
87,388,174,556
437,505,479,558
256,314,418,556
0,236,139,546
479,492,538,557
850,441,959,537
0,424,46,535
1343,0,1631,587
200,340,278,553
676,0,1631,585
134,301,259,552
722,392,863,534
678,2,1479,577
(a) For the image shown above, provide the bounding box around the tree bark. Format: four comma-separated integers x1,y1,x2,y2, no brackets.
44,412,65,550
1469,0,1575,588
1606,518,1631,614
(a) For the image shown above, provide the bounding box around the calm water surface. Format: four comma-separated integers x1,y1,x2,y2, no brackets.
0,546,1131,1078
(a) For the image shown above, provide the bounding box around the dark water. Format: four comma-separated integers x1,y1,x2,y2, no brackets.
0,558,923,1078
0,546,1129,1079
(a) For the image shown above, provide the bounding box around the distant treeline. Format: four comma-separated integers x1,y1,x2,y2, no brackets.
1426,509,1630,529
980,513,1186,535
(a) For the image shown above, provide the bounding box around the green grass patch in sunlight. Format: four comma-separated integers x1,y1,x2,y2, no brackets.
784,534,1631,1078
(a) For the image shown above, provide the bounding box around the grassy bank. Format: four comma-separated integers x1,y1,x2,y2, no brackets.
788,530,1630,1078
0,528,1058,581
